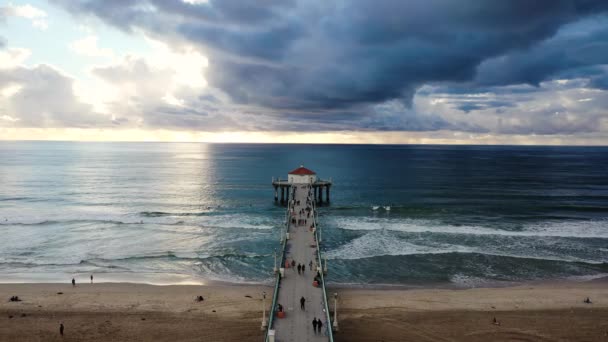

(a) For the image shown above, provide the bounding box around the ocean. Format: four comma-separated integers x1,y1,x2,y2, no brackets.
1,142,607,287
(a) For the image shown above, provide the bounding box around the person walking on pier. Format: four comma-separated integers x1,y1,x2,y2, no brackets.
312,317,318,334
316,318,323,334
309,260,313,271
297,264,301,274
300,296,306,310
291,259,296,271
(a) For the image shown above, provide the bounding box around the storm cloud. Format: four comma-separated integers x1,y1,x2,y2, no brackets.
51,1,608,108
4,0,600,137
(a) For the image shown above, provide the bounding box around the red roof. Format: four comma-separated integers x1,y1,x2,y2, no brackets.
288,165,316,175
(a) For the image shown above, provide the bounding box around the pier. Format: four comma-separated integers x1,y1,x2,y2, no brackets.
265,167,335,342
272,166,332,205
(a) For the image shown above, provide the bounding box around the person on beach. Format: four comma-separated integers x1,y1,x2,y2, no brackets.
300,296,306,310
309,261,313,271
71,278,75,287
492,317,500,326
291,260,296,270
584,297,592,304
90,274,93,284
297,264,301,274
312,317,318,334
59,323,64,336
317,318,323,333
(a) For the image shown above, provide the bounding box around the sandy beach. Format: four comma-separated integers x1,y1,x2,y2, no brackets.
2,280,608,341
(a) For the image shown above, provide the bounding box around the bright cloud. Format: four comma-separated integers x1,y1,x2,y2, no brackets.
69,36,113,58
0,47,31,69
1,3,48,30
1,84,23,98
7,4,45,18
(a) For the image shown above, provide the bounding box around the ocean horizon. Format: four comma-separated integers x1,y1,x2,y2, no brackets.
1,141,607,287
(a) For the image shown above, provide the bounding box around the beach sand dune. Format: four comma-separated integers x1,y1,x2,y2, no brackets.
2,281,608,341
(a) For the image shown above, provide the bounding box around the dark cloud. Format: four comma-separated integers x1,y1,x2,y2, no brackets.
588,74,608,90
150,0,296,26
474,17,608,86
45,0,608,136
51,1,608,112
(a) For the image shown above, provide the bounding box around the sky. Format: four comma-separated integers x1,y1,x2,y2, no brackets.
0,1,607,144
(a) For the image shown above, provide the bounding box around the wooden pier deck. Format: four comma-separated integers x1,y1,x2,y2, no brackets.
265,183,334,342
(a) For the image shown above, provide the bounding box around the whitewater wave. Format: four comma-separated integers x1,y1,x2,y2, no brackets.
328,216,608,239
324,229,608,264
0,251,268,267
325,231,473,260
0,219,129,226
0,213,276,230
140,211,211,217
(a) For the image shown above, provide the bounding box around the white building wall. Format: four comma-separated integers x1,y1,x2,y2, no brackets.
288,174,317,184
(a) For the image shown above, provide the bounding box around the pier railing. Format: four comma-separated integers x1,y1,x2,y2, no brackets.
264,186,293,341
312,197,335,341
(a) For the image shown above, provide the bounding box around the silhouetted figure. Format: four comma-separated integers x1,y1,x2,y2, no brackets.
291,260,296,270
312,317,318,333
60,323,64,336
584,297,592,304
492,317,500,326
309,261,313,271
317,318,323,333
300,296,305,310
71,278,75,287
196,295,204,302
297,264,301,274
90,275,93,284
